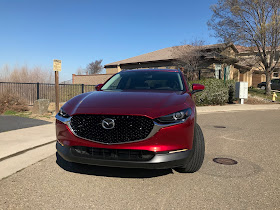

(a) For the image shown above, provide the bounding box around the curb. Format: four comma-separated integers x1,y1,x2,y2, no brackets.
0,140,56,162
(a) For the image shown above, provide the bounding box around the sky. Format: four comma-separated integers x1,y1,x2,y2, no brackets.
0,0,219,82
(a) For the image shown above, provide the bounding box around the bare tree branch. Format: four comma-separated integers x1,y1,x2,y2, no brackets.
86,59,103,74
208,0,280,94
76,67,84,75
172,40,206,80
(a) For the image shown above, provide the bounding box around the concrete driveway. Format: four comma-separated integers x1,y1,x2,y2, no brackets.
0,110,279,209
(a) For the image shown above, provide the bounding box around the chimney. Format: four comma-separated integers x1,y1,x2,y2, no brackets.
72,74,75,84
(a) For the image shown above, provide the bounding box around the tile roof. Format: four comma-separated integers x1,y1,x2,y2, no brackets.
105,47,177,66
235,45,280,53
235,45,251,52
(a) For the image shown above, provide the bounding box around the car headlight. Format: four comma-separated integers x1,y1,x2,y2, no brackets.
155,108,192,124
58,108,70,118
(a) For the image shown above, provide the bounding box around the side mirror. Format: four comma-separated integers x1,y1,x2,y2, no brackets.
95,84,103,91
191,83,204,94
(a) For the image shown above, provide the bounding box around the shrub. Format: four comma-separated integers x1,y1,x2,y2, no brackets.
0,92,28,114
225,80,236,104
189,79,236,106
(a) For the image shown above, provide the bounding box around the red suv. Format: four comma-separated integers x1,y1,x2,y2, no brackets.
56,69,205,173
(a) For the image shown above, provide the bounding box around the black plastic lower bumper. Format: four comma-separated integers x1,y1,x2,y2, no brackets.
56,142,192,169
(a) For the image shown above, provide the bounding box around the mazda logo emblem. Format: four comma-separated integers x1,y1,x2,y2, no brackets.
101,118,115,129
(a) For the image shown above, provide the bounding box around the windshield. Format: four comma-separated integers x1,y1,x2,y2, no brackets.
101,71,185,91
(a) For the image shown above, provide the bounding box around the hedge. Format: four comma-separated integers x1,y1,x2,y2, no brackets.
189,79,236,106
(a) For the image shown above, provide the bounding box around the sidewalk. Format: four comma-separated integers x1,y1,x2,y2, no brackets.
0,123,56,180
197,103,280,114
0,124,56,161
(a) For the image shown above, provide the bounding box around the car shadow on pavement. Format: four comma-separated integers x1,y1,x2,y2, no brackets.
56,153,173,178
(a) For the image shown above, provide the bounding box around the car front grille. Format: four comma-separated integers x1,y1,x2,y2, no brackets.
72,146,155,161
70,115,154,144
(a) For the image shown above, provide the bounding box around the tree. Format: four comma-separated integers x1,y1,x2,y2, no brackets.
76,67,84,75
0,65,53,83
172,40,205,80
86,59,103,74
208,0,280,95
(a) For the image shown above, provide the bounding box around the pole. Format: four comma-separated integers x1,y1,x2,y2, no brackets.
36,82,40,100
55,71,59,113
224,67,226,84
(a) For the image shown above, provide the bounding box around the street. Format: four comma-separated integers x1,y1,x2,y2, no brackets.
0,110,279,210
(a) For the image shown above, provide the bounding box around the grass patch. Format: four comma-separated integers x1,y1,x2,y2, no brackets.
40,114,51,119
3,110,32,118
3,110,54,123
249,88,280,102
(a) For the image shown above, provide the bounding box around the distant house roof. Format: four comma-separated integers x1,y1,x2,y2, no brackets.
235,45,251,53
105,43,238,67
235,45,280,53
105,47,176,66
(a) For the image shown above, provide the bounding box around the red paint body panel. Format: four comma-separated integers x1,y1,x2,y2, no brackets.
192,83,205,91
63,91,194,119
56,69,198,153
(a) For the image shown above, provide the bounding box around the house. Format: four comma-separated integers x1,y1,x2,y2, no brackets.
104,43,280,87
234,46,280,87
104,43,241,82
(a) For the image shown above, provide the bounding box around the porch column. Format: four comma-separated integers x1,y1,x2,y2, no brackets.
117,65,121,72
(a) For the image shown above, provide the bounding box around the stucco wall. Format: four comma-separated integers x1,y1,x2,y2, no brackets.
72,74,113,85
106,68,119,74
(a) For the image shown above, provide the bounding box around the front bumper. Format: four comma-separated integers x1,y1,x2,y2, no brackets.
56,116,195,152
56,142,192,169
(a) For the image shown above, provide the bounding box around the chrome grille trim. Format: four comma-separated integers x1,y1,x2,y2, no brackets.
56,113,186,145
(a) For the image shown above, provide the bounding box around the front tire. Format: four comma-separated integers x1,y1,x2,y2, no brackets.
175,123,205,173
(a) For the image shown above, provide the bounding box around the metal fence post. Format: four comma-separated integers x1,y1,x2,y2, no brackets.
37,82,40,100
82,84,84,93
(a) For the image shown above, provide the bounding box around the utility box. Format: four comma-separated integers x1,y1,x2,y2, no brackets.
235,82,248,104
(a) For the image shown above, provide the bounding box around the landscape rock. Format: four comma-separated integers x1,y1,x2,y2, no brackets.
32,99,50,115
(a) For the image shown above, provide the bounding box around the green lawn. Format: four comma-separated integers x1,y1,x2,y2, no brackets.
249,88,280,102
3,110,52,120
3,110,32,118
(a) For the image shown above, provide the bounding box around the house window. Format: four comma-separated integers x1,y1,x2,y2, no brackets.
224,66,230,80
273,72,279,78
215,64,221,79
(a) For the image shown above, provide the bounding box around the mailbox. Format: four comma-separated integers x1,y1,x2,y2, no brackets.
235,82,248,104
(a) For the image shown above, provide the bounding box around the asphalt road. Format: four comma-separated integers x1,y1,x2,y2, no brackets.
0,110,279,209
0,116,51,132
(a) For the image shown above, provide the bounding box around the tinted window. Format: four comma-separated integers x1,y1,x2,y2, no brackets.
102,71,184,91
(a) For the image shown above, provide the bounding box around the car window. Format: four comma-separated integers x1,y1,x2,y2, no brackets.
101,71,185,91
271,79,280,84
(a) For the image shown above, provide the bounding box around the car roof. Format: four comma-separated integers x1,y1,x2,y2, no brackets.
122,69,180,73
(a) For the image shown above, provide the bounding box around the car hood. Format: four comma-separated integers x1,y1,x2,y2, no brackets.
63,90,192,119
